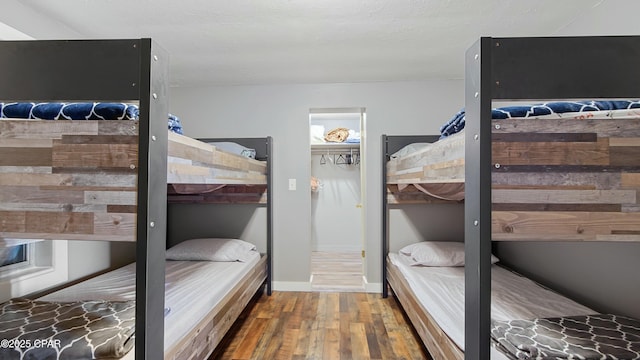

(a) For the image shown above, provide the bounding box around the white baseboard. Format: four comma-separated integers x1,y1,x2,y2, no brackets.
272,280,381,293
363,277,382,293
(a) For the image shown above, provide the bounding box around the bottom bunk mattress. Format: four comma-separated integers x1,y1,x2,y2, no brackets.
1,251,264,360
388,252,596,359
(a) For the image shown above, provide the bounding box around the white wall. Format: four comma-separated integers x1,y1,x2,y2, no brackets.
0,22,32,40
170,80,464,290
311,153,362,252
67,241,135,281
554,1,640,37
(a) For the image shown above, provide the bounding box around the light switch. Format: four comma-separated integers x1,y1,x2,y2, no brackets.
288,178,296,191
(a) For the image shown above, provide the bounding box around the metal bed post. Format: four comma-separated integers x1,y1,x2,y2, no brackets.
465,35,640,359
464,37,493,360
381,135,389,298
266,136,273,295
135,38,169,360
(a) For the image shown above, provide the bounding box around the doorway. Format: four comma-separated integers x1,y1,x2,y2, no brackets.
309,108,366,292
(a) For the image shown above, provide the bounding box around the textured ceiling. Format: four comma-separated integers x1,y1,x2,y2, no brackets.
2,0,606,87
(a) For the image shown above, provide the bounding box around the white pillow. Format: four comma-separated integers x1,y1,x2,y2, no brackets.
399,241,499,267
166,238,256,262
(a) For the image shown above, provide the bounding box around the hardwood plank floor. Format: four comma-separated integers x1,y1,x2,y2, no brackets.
209,291,431,360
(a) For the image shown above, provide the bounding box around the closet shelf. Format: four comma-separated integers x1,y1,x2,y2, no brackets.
311,142,360,153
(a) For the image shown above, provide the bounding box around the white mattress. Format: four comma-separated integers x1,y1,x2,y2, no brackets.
389,253,595,359
40,251,261,358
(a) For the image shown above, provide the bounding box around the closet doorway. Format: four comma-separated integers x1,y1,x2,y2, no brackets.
309,108,366,292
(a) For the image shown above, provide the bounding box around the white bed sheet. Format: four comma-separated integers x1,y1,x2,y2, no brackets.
389,253,595,359
40,251,261,358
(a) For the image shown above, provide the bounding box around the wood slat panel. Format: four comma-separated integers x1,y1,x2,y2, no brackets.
386,184,459,204
492,189,636,204
0,147,52,166
59,134,138,145
0,185,85,203
492,138,610,166
492,171,619,189
168,131,267,176
24,211,94,234
2,118,270,240
85,190,137,205
0,173,72,186
492,118,640,137
622,173,640,188
492,211,640,241
492,132,597,142
97,120,139,136
0,119,98,138
492,203,622,212
0,120,139,241
610,137,640,147
167,162,266,184
168,185,268,204
52,142,138,169
610,146,640,166
168,132,216,164
0,138,53,147
386,115,640,241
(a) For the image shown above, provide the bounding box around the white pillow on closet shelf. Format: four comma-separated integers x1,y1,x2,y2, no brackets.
399,241,499,267
166,238,256,262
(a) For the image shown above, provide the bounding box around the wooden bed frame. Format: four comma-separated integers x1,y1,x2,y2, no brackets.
166,255,267,360
0,39,273,360
386,257,463,360
382,36,640,360
0,120,268,241
386,131,465,202
384,117,640,241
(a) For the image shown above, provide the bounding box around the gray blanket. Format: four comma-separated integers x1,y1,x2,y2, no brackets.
491,313,640,359
0,298,135,360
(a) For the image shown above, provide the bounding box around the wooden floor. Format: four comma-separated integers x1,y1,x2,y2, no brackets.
311,251,365,292
209,291,431,360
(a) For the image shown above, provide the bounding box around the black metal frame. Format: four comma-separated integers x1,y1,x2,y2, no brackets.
0,39,276,357
197,136,274,295
380,134,440,298
464,35,640,360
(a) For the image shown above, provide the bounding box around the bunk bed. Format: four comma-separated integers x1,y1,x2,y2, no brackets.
0,39,273,360
382,36,640,360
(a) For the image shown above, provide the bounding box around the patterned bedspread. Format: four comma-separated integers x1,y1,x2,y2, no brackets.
0,298,135,360
439,100,640,138
491,313,640,360
0,102,183,134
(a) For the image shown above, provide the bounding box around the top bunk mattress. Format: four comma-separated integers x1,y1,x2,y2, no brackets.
439,100,640,138
387,100,640,208
0,102,183,134
0,102,268,187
